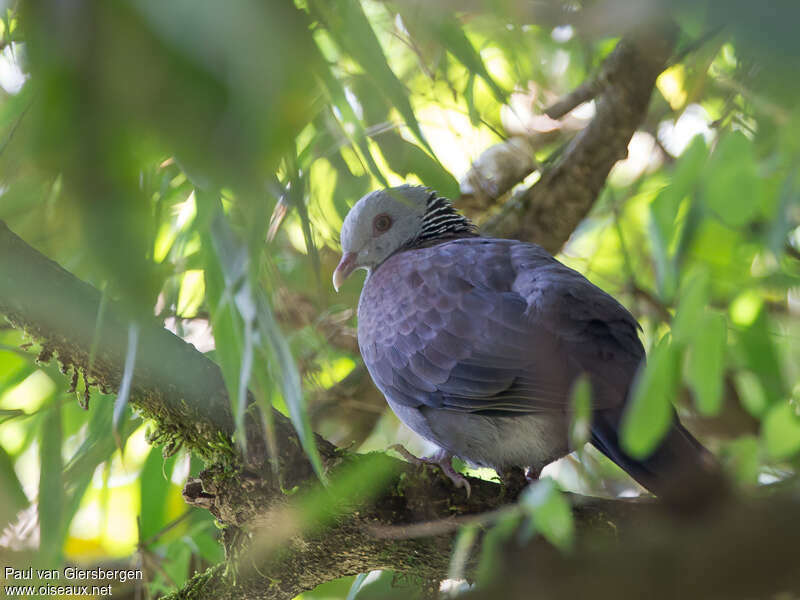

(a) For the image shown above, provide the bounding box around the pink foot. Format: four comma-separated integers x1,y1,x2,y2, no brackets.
388,444,471,498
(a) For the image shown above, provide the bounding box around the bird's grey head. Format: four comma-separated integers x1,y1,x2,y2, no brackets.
333,185,475,291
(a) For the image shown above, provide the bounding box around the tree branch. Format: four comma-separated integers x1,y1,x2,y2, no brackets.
0,219,334,477
480,24,677,252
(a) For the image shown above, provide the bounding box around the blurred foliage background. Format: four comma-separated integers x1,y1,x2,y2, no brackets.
0,0,798,598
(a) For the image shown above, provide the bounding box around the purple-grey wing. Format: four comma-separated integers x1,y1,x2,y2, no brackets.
358,238,643,415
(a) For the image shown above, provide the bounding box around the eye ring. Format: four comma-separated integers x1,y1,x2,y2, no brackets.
373,213,393,234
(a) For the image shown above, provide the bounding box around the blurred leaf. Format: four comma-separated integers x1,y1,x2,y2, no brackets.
722,435,760,486
113,321,139,444
447,524,478,587
315,67,388,186
475,511,521,585
431,18,506,105
62,392,139,544
686,312,727,415
186,518,224,564
139,448,177,543
733,306,784,405
621,336,682,459
295,453,397,530
38,396,63,565
762,402,800,460
465,74,480,126
569,375,592,449
374,133,460,197
518,478,574,552
703,131,762,227
159,540,193,592
198,190,326,479
671,268,710,344
0,444,28,528
255,289,326,482
349,570,423,600
649,136,707,300
196,190,253,450
346,573,369,600
735,371,770,418
308,0,435,157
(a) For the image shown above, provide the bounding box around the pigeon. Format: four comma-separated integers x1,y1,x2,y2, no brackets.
333,185,715,498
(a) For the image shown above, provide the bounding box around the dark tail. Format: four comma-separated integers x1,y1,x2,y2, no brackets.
591,409,723,505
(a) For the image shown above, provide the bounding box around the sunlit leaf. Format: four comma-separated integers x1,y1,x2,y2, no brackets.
308,0,436,157
61,392,139,545
315,66,388,186
431,18,506,105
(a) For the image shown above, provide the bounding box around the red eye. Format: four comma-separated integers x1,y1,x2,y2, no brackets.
373,214,393,233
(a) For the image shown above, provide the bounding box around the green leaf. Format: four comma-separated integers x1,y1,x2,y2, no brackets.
346,573,369,600
649,136,708,300
308,0,436,158
295,453,397,530
139,448,177,543
113,321,140,446
255,287,326,483
186,518,224,564
621,336,681,459
475,511,521,585
374,132,459,197
0,444,28,529
62,391,140,545
38,397,63,565
671,268,710,345
686,312,727,415
569,375,592,450
315,66,388,186
703,131,762,227
447,524,478,584
733,306,784,405
762,403,800,460
722,435,760,486
197,189,326,480
518,478,574,552
196,190,252,451
432,18,506,105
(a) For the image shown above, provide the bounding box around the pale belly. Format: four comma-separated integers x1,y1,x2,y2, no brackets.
388,399,571,473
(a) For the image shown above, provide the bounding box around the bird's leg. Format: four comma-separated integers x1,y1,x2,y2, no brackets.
388,444,471,498
524,466,541,482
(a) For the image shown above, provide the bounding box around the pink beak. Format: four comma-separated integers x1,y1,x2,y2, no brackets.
332,252,357,292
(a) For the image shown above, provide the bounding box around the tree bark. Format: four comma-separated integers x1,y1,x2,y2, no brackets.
483,23,678,253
